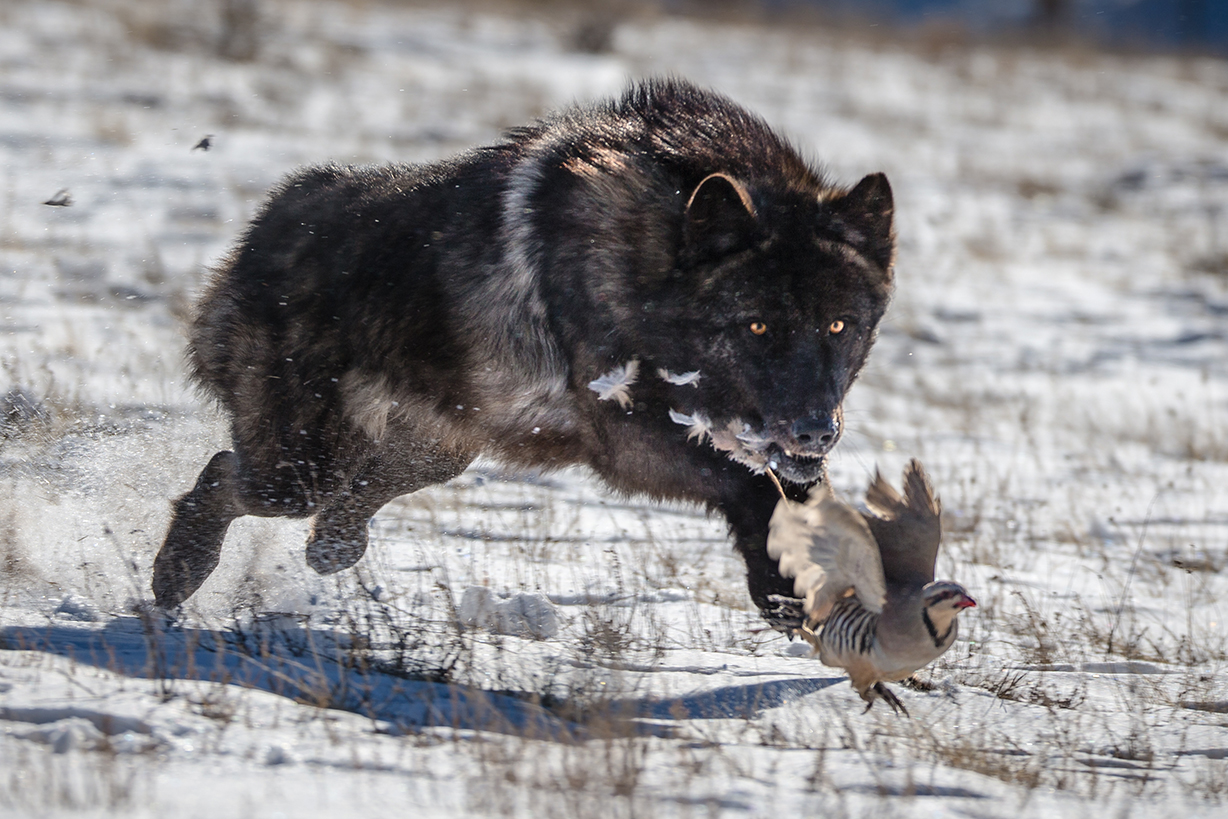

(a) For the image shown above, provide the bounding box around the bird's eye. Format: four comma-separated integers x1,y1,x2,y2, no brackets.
829,319,845,335
749,321,767,336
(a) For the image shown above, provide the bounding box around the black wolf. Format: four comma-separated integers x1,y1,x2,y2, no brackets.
153,79,895,626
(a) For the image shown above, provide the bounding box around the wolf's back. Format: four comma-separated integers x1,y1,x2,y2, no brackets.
188,164,376,400
185,156,514,413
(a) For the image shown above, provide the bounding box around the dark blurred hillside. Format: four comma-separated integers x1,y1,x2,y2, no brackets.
658,0,1228,55
186,1,1228,62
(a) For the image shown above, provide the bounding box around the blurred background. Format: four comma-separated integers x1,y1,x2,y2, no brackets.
83,0,1228,65
685,0,1228,55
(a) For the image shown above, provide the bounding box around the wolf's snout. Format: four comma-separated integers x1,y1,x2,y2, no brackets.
789,415,839,453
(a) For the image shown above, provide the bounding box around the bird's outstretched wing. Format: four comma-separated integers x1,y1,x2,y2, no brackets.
767,484,887,624
862,459,942,586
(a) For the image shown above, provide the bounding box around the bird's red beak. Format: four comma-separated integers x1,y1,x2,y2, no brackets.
956,595,977,609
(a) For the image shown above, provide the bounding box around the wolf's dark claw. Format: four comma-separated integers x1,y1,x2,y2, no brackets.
762,594,807,635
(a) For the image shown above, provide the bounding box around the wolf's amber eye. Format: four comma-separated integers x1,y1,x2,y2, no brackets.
749,321,767,336
829,320,845,335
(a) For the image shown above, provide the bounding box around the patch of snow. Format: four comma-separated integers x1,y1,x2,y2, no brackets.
458,587,561,639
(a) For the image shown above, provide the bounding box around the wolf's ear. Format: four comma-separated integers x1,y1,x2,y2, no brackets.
828,172,894,271
682,173,757,265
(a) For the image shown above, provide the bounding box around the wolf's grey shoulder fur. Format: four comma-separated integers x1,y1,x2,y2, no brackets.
418,78,834,447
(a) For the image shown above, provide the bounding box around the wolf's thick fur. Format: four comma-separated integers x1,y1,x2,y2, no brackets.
153,80,895,620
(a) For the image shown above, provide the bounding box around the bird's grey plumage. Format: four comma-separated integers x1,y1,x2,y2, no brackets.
863,463,942,587
767,460,975,714
767,482,887,622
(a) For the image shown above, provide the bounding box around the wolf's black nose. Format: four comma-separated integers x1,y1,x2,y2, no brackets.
792,415,838,450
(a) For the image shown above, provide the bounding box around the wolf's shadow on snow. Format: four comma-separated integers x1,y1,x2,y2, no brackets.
0,618,843,740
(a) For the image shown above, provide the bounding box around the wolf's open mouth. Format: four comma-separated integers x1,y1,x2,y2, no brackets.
775,447,824,463
762,444,828,483
669,410,829,483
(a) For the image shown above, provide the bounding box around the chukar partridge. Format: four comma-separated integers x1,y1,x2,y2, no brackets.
767,459,975,714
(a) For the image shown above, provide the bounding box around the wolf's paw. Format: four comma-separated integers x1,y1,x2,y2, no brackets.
761,594,807,636
304,538,367,575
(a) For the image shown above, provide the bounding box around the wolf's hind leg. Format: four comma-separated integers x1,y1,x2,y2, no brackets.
152,451,245,609
305,447,473,575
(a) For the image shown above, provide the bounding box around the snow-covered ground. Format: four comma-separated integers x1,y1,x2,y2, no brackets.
2,0,1228,815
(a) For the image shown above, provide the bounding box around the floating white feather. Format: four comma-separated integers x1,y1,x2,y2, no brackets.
588,359,640,409
668,408,711,442
657,368,702,387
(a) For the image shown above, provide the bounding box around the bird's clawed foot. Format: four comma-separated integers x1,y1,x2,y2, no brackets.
862,682,909,717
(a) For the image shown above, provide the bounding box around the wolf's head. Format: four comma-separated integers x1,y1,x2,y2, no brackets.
642,170,895,484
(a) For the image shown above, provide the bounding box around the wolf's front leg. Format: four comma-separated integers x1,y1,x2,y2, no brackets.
719,476,807,631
